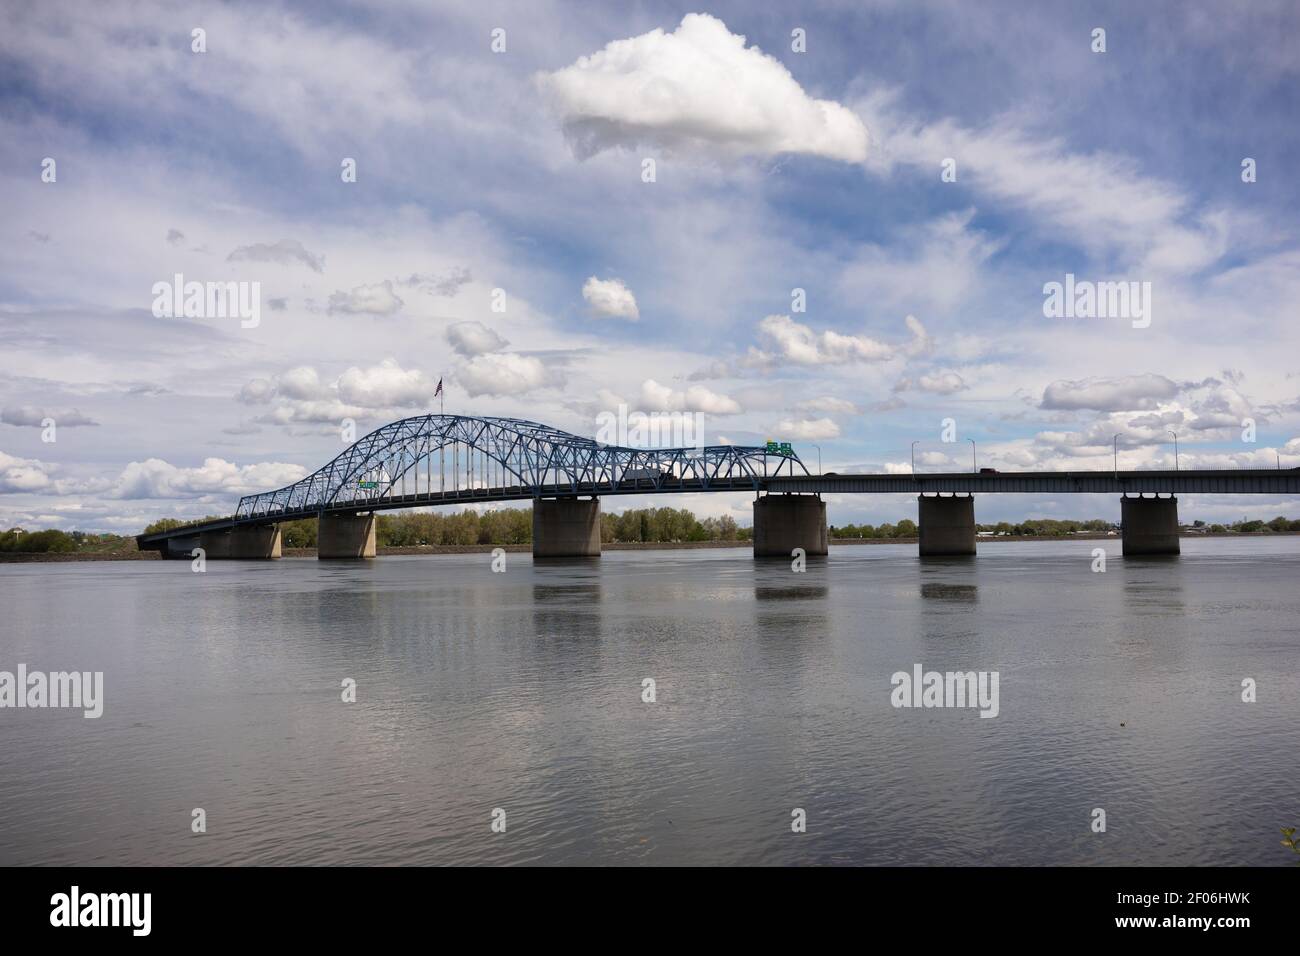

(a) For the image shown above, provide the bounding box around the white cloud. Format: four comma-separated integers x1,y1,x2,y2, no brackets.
338,359,435,408
238,361,435,426
1041,374,1180,412
1,405,99,427
327,280,403,316
0,450,55,493
640,379,741,414
227,238,325,273
774,417,840,440
916,450,953,466
859,92,1227,276
109,457,306,500
536,13,868,163
795,396,859,415
400,267,472,297
582,276,640,320
277,366,326,401
238,378,277,405
446,321,508,357
457,353,553,397
913,371,968,395
748,314,894,367
255,399,365,426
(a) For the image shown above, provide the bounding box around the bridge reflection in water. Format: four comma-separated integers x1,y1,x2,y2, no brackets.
135,414,1300,561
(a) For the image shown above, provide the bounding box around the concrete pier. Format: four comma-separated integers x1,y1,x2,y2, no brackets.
1121,495,1180,555
918,494,976,557
318,512,377,559
197,524,282,559
752,494,828,557
533,497,601,558
158,533,200,558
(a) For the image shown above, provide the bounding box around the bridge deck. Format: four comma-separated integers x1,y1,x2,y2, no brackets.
768,468,1300,495
136,468,1300,546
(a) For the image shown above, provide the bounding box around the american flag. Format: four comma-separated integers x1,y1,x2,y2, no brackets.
434,378,443,397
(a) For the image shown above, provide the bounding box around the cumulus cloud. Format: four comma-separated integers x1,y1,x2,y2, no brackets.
254,400,365,427
109,457,307,500
640,379,741,414
0,450,55,493
327,280,404,316
895,370,968,395
278,366,327,401
536,13,869,163
582,276,640,320
457,353,553,397
338,359,436,407
747,314,893,367
774,417,841,440
686,359,734,382
227,238,325,272
446,321,508,357
1041,374,1180,412
1,406,99,427
238,378,277,405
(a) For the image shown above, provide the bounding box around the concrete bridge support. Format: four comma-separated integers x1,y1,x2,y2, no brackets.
1121,495,1180,555
533,497,601,558
318,512,377,559
157,534,199,559
752,494,828,557
918,494,976,557
197,525,282,559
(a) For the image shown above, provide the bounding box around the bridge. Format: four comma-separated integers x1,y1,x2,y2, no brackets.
136,413,1300,560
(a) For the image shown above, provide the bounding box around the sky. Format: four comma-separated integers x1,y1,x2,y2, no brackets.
2,0,1298,533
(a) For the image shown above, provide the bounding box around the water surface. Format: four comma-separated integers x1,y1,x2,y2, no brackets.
1,538,1296,865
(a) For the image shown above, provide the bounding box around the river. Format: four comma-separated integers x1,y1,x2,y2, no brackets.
1,537,1296,865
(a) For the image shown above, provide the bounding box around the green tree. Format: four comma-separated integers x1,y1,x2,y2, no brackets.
281,518,317,548
142,517,187,535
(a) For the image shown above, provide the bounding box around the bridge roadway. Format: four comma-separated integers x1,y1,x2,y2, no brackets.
768,468,1300,496
135,467,1299,559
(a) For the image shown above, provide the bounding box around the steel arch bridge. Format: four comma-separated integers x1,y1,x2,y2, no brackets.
234,414,807,520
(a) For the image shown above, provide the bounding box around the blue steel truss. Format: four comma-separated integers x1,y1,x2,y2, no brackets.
234,415,806,519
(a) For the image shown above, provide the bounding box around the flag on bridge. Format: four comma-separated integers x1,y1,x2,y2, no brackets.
434,378,443,397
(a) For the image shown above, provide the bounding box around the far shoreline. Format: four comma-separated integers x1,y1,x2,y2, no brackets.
2,530,1296,563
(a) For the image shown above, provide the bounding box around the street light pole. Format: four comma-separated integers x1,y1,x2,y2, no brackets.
1168,430,1179,471
911,440,920,475
968,438,976,473
1113,434,1120,479
810,444,822,474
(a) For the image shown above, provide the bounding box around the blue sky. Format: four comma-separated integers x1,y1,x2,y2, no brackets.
2,0,1298,531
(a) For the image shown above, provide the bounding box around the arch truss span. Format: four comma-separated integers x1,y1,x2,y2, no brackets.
234,415,807,519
